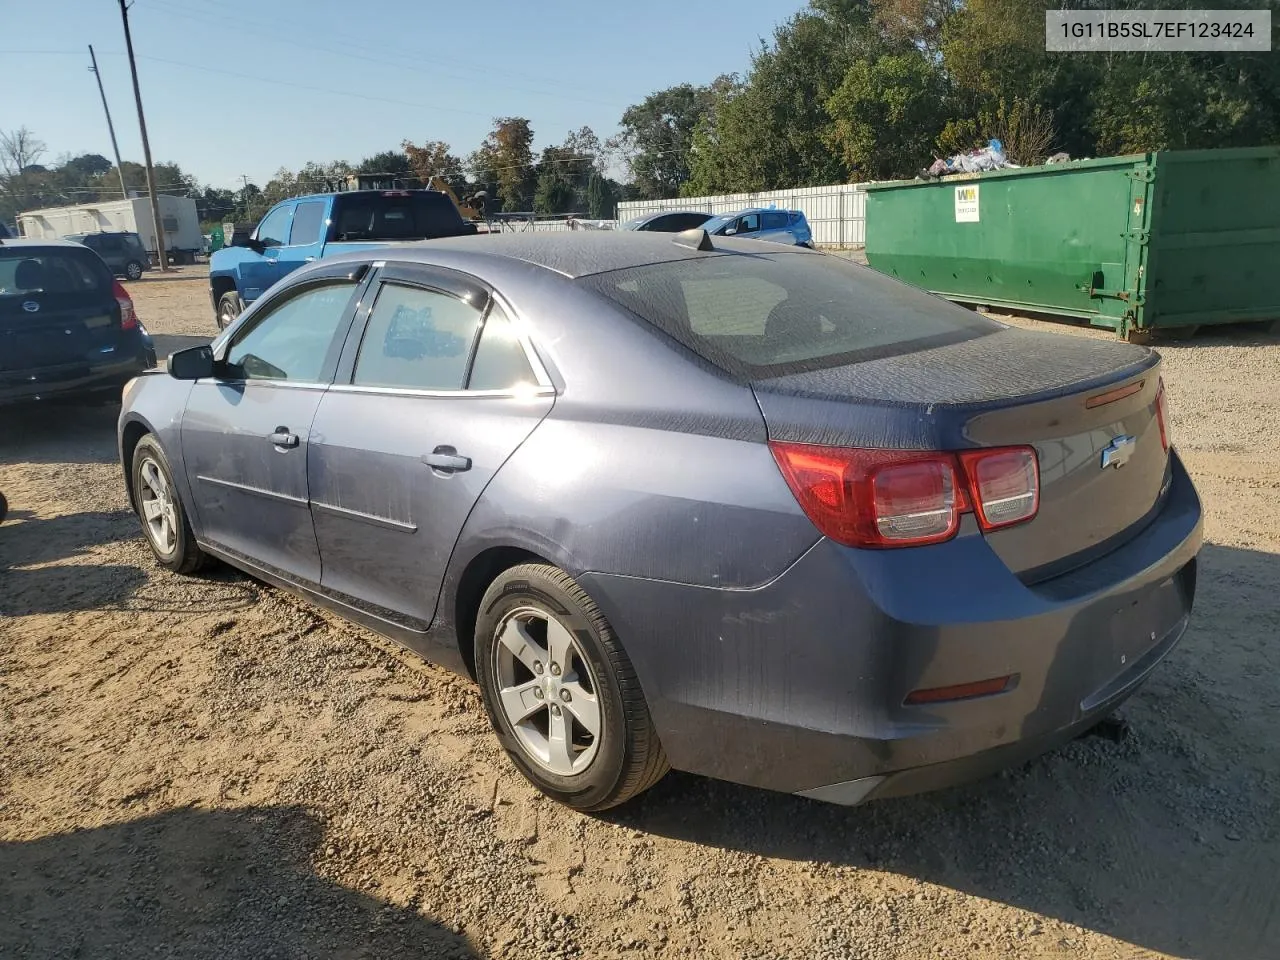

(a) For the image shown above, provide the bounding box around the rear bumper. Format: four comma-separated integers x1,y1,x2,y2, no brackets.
0,354,151,405
580,451,1202,802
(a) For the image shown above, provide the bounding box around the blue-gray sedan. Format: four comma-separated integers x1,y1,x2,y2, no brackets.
118,231,1202,811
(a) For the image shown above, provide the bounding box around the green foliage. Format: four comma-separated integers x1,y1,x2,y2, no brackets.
612,83,722,199
468,118,535,212
825,50,947,181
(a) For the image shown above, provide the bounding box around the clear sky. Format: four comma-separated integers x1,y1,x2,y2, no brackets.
1,0,808,192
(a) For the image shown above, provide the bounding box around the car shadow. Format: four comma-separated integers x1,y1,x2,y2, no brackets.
0,508,135,567
602,542,1280,960
0,805,479,959
0,401,121,465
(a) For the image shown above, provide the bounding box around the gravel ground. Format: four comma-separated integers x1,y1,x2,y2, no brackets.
2,264,1279,960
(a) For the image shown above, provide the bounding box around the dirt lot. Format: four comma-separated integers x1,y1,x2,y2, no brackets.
3,265,1279,960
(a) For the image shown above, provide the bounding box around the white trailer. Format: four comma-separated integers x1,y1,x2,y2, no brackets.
17,195,203,264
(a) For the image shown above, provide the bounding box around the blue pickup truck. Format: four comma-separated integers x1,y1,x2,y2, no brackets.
209,189,477,328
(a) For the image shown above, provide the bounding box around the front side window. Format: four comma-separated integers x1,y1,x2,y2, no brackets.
352,283,483,390
737,213,761,234
289,201,327,246
224,282,355,381
255,205,292,248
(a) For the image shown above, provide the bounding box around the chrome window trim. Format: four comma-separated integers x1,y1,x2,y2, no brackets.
327,383,554,400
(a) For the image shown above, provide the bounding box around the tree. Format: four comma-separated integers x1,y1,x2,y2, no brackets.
468,118,535,212
613,84,719,199
824,50,948,180
585,170,617,218
402,140,466,194
358,149,413,179
0,126,48,215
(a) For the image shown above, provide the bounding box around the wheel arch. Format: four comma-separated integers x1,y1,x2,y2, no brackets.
119,413,158,512
449,544,556,680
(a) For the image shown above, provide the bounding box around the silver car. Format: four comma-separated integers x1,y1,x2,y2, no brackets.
119,232,1201,811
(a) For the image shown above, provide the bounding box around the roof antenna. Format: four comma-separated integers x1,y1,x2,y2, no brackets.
672,227,714,252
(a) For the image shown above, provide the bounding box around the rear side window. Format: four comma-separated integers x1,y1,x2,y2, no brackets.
332,192,464,241
762,211,789,230
579,252,996,379
289,201,327,245
468,304,536,390
0,248,111,299
352,283,482,390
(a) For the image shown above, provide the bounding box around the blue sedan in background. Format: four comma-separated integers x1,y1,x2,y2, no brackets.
118,231,1200,812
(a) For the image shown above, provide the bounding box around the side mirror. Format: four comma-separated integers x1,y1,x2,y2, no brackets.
167,344,216,380
723,227,737,236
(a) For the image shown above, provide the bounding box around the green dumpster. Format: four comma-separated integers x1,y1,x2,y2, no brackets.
864,146,1280,338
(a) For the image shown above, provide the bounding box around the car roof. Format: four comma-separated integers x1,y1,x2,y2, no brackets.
0,238,86,249
355,231,815,279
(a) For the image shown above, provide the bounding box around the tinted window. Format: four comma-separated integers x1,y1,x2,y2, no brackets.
0,248,111,301
580,252,995,379
256,205,292,247
289,200,327,245
225,282,355,381
468,304,536,390
762,211,789,230
332,192,464,241
352,283,482,390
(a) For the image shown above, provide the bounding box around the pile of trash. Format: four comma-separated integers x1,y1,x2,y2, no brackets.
919,140,1016,180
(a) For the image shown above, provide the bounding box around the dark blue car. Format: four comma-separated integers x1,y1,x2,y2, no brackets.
1,239,154,405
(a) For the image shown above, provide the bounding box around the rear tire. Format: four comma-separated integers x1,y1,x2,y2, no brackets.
474,563,669,811
217,291,245,330
124,260,144,281
131,435,206,575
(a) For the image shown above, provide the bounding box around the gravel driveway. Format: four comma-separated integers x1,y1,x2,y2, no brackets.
2,265,1278,960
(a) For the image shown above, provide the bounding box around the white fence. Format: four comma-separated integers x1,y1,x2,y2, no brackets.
616,183,868,248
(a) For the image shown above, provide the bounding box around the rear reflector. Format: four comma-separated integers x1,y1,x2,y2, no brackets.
904,675,1015,705
769,441,1039,549
958,447,1039,531
1085,380,1144,409
1155,377,1171,451
112,279,137,330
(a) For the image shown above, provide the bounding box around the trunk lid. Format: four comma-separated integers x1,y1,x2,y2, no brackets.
752,326,1168,579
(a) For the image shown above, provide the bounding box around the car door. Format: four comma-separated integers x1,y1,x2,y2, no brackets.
733,212,762,238
180,265,369,584
272,198,328,284
308,263,554,628
240,202,294,302
759,210,792,244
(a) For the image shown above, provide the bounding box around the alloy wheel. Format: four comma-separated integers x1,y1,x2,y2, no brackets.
138,456,178,555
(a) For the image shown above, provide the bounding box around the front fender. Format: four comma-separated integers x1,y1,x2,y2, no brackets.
118,372,198,531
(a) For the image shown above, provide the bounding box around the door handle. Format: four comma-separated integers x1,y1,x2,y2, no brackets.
269,427,299,449
422,446,471,473
303,256,317,262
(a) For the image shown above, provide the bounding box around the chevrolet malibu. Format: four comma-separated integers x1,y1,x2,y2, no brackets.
118,231,1202,811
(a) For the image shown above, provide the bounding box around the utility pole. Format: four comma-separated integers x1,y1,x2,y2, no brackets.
116,0,169,271
88,45,129,201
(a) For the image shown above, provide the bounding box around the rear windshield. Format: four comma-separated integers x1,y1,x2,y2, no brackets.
331,192,465,241
578,251,997,379
0,248,111,301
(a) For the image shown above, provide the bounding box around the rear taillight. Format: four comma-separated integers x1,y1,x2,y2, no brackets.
769,442,1039,549
1155,377,1171,451
958,447,1039,531
113,279,137,330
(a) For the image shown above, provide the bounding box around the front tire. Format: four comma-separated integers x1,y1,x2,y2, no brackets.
475,564,669,811
124,260,144,281
217,291,245,330
131,435,206,574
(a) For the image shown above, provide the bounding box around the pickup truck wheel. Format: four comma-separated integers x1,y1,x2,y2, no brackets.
217,291,245,330
124,260,144,281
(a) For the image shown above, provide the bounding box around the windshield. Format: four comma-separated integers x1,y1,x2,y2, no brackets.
579,251,998,380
